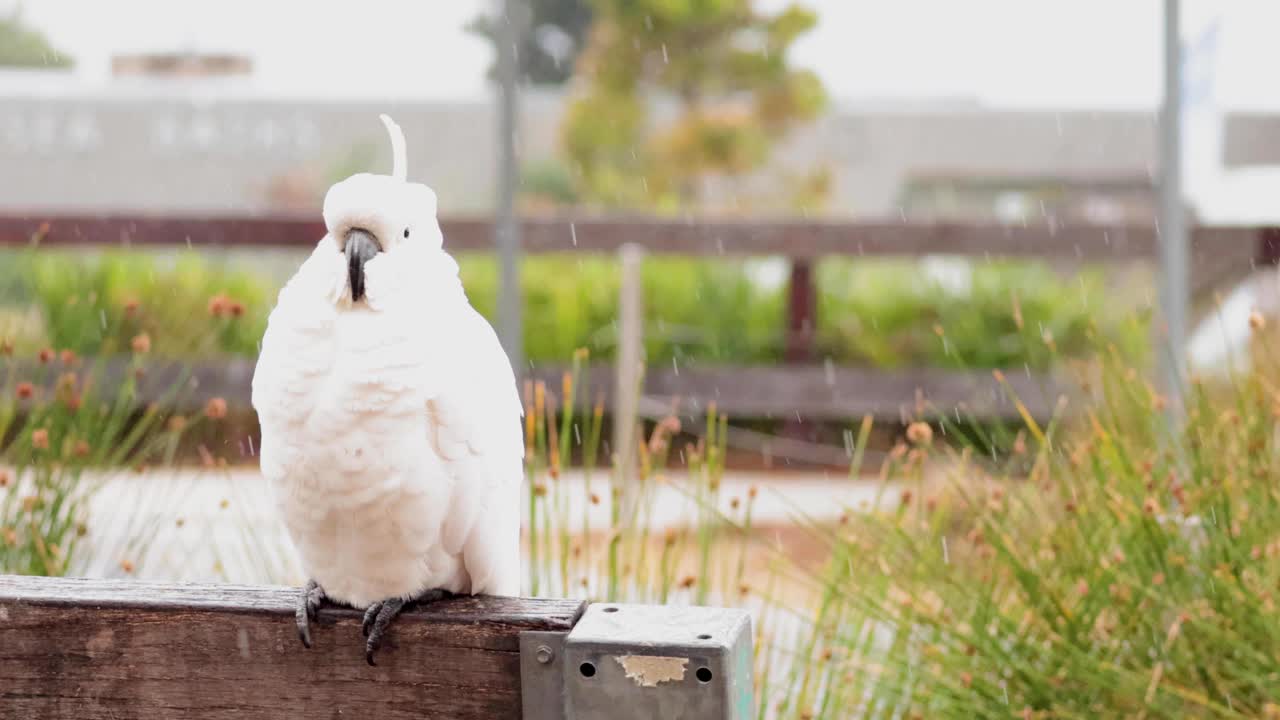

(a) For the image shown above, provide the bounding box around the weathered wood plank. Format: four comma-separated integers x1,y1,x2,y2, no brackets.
0,213,1265,263
520,364,1066,421
0,575,584,720
637,364,1067,421
2,358,1068,421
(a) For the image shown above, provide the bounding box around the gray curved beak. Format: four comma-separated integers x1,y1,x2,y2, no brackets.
345,228,381,302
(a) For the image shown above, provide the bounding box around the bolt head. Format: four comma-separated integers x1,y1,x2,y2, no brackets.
536,645,554,664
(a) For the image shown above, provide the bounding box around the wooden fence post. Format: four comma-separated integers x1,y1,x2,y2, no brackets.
783,258,818,442
614,244,644,502
785,259,817,364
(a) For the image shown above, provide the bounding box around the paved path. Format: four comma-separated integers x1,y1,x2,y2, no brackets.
64,466,894,585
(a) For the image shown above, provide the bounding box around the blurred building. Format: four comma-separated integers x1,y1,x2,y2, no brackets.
790,104,1159,223
0,70,1256,223
1224,114,1280,169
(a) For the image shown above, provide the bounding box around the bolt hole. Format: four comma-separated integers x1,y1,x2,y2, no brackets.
697,634,712,640
696,667,714,683
580,662,597,678
602,606,619,613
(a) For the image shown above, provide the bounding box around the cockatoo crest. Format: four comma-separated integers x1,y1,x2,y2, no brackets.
317,114,454,309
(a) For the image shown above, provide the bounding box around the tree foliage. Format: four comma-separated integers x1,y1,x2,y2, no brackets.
468,0,592,86
0,11,73,69
562,0,827,212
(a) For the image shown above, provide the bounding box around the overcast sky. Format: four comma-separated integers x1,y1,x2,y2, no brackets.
6,0,1278,109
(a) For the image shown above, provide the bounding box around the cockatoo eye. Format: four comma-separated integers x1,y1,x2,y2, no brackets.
403,228,410,239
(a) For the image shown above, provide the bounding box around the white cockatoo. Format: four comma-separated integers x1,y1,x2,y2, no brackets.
251,115,523,665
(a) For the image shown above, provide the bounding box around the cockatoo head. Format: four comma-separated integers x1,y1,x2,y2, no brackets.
321,114,446,305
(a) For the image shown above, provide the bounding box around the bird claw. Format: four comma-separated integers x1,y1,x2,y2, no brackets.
361,602,380,638
363,598,404,666
296,579,327,649
363,588,450,666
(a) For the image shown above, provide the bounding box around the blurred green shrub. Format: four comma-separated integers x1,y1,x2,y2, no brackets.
1,250,269,358
460,255,785,365
0,250,1138,370
818,259,1146,371
466,256,1139,369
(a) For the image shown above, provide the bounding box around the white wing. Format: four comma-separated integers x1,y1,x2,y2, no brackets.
428,305,524,596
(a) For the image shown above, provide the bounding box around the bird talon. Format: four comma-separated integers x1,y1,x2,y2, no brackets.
296,579,325,649
362,602,381,638
362,596,412,665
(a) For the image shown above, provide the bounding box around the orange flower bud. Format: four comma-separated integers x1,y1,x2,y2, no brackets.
204,397,228,420
906,422,933,446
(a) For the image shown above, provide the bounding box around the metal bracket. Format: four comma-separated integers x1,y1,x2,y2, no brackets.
521,630,570,720
521,603,753,720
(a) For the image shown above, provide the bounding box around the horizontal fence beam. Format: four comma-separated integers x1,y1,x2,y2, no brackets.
523,364,1067,422
0,574,584,720
5,358,1067,422
0,212,1268,263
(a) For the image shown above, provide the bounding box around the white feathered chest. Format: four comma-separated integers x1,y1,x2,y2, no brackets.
253,244,523,607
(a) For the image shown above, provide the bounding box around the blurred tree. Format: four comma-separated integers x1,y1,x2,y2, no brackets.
521,158,580,210
562,0,827,212
468,0,593,86
0,10,73,68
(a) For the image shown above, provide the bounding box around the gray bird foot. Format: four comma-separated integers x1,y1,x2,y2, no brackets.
362,588,451,666
296,579,328,649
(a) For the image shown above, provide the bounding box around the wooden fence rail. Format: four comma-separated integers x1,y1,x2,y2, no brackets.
8,358,1067,422
0,213,1268,426
0,574,753,720
0,213,1270,264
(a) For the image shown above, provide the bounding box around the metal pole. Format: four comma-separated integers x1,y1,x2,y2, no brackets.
1159,0,1188,418
495,0,524,371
